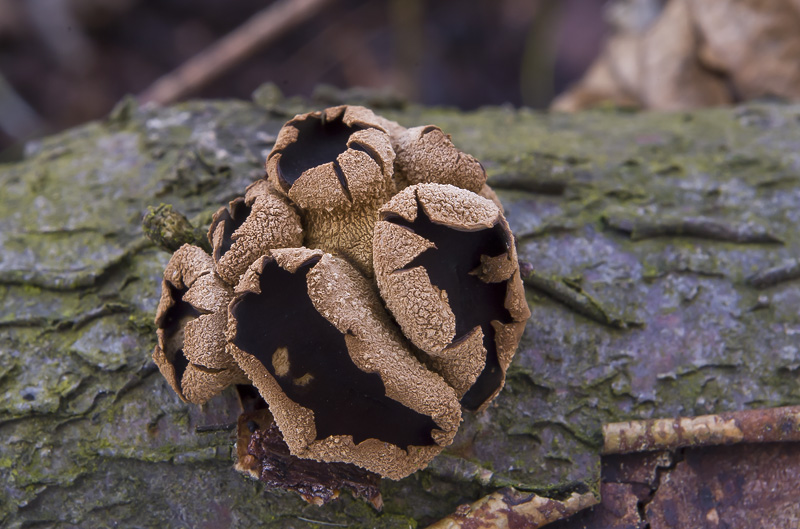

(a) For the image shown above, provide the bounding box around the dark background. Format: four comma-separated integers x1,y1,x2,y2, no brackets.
0,0,607,152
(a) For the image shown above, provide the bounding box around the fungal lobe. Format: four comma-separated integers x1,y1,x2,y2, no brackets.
274,111,363,191
385,196,514,411
392,125,487,193
157,281,202,384
153,244,248,404
208,179,304,286
265,106,396,275
211,197,250,262
230,256,438,449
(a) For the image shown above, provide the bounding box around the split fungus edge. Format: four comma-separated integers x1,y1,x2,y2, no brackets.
374,183,530,411
225,248,462,480
153,244,248,404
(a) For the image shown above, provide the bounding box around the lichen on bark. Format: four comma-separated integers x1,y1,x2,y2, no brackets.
1,89,799,528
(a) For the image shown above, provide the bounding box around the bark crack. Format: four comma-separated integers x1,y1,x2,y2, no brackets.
638,448,684,528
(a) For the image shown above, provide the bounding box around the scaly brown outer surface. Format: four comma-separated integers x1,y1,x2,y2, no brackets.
392,125,487,193
208,179,302,286
153,244,248,404
226,248,461,480
374,183,529,409
265,105,396,275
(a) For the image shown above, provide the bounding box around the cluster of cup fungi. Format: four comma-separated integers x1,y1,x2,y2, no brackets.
153,105,530,506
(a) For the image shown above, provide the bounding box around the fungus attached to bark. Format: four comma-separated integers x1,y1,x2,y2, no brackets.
235,408,383,508
227,247,461,479
153,244,248,404
265,105,396,274
151,105,533,502
374,184,530,411
208,179,302,286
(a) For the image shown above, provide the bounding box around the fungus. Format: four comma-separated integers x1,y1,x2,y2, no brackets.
226,247,461,479
373,184,530,411
391,125,487,194
153,244,248,404
265,105,396,274
208,179,302,286
150,105,533,501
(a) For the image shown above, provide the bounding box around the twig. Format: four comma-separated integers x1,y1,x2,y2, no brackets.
603,405,800,455
0,73,46,141
428,489,597,529
295,517,348,527
195,423,237,433
139,0,334,105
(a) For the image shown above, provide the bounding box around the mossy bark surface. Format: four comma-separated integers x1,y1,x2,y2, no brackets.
2,91,799,528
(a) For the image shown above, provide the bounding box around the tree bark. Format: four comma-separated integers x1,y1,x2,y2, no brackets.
1,91,799,528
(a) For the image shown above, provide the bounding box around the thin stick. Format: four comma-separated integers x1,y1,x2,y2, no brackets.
428,489,597,529
139,0,334,105
295,517,347,527
603,405,800,455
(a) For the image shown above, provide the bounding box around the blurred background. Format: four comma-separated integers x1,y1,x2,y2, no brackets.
0,0,608,153
2,0,799,156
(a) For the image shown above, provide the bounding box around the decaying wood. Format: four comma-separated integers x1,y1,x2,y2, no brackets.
2,91,799,527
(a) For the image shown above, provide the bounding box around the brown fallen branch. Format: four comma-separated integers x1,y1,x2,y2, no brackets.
432,405,800,528
139,0,334,105
427,489,597,529
603,405,800,455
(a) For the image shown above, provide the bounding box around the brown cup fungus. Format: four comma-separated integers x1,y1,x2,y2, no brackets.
227,247,461,480
379,118,503,210
151,105,531,499
208,179,302,286
374,184,530,411
266,106,396,275
153,244,248,404
391,125,487,194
